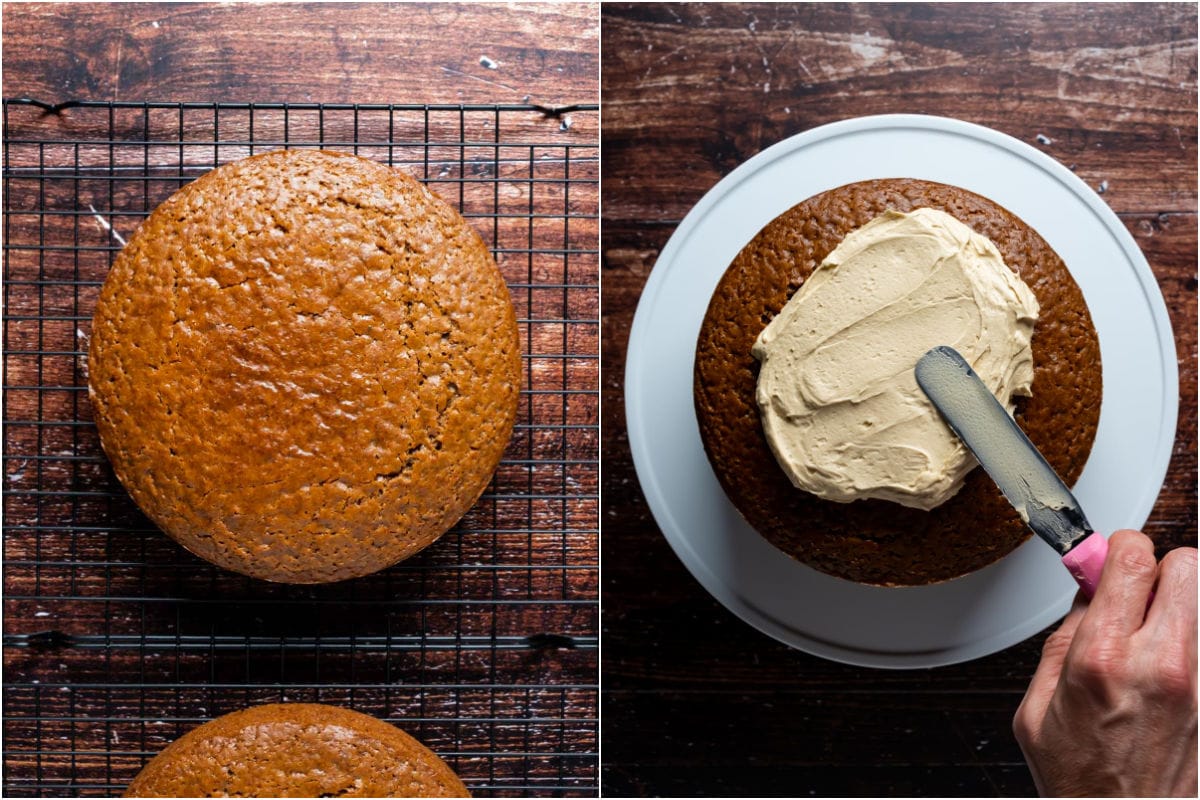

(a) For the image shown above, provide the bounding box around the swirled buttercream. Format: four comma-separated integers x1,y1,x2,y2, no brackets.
751,207,1039,510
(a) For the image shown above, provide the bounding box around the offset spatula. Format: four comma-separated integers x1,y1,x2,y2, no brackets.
915,346,1108,598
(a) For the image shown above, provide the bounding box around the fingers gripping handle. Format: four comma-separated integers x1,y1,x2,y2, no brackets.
1062,533,1108,599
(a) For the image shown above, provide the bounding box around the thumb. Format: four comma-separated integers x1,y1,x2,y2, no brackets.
1015,595,1088,742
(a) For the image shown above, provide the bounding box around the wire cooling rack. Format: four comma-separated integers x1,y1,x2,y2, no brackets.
1,100,598,797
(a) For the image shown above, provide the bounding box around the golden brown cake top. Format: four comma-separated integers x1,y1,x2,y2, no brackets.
88,149,521,583
123,703,469,798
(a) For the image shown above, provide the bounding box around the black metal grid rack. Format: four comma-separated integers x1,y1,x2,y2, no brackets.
1,100,599,797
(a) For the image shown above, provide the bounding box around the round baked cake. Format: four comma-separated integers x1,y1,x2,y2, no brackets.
89,149,521,584
123,703,469,797
694,178,1102,585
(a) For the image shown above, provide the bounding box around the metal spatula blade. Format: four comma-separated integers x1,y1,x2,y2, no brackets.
915,346,1108,597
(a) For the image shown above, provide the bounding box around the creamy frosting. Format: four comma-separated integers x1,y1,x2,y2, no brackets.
751,207,1040,510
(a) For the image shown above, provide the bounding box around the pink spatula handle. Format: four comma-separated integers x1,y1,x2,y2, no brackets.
1062,533,1108,599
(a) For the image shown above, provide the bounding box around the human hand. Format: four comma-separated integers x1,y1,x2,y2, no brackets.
1013,530,1197,797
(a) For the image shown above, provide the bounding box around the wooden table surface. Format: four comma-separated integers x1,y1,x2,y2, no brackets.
3,3,598,797
601,3,1196,797
3,2,598,106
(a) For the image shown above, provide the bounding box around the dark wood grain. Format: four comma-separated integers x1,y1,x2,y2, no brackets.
601,3,1196,797
3,4,598,797
2,2,599,107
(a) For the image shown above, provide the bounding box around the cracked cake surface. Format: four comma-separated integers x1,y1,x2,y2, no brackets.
693,178,1101,586
122,703,469,797
88,148,521,583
